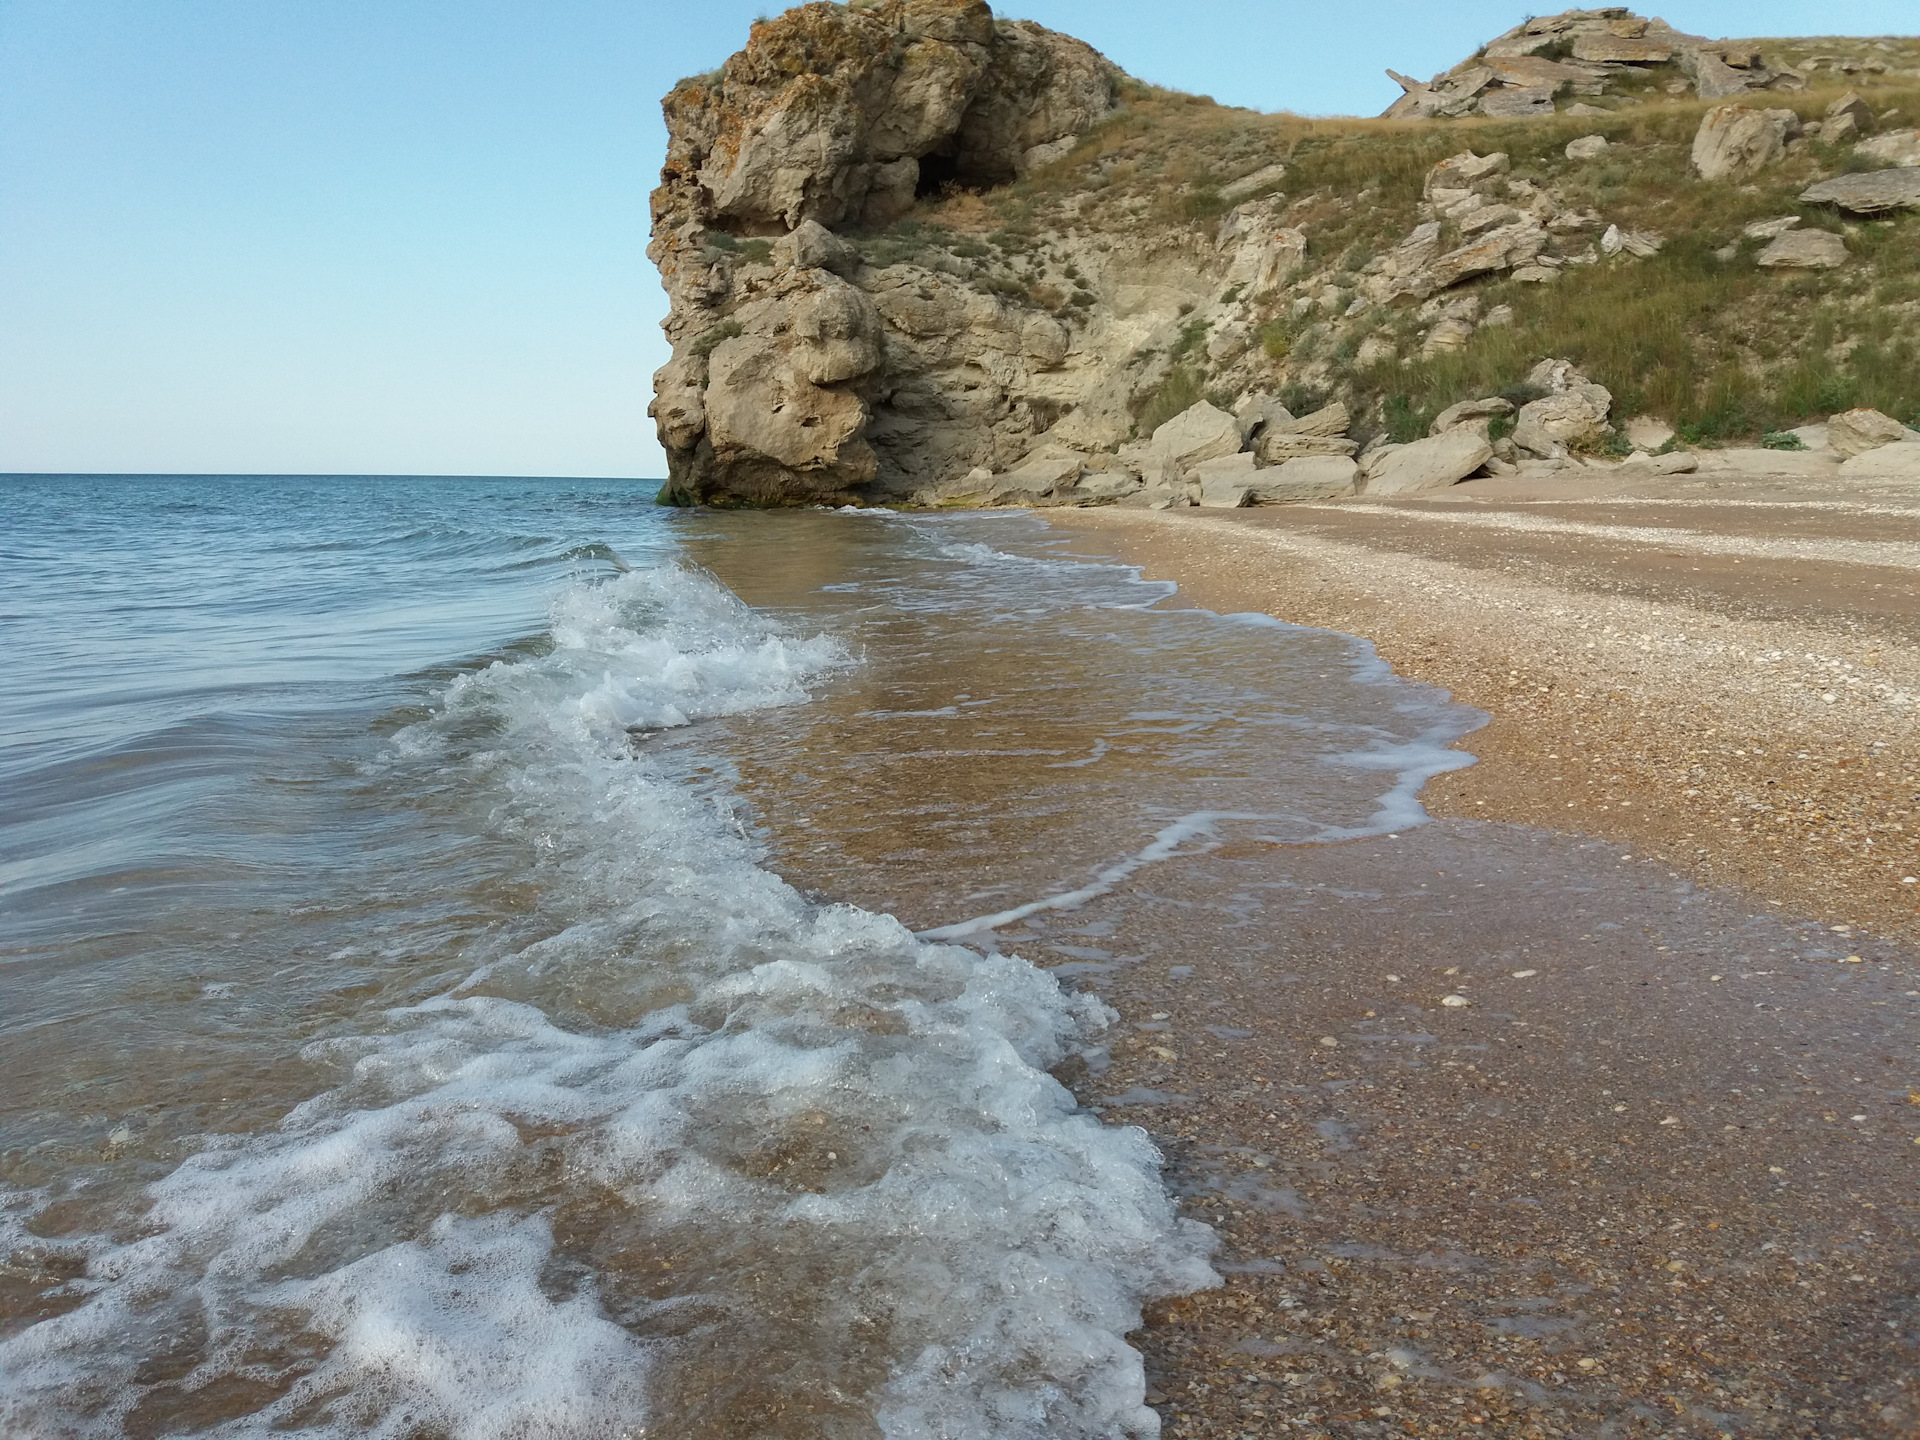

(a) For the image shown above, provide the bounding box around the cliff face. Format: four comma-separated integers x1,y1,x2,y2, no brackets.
648,0,1122,505
649,4,1920,507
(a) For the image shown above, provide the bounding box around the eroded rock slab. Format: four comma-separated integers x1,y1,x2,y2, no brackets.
1800,169,1920,215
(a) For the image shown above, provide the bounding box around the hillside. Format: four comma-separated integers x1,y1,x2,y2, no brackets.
647,2,1920,506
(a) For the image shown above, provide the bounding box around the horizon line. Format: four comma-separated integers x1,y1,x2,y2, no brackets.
0,471,664,482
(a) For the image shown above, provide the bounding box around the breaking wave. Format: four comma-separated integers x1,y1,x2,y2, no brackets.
0,562,1215,1439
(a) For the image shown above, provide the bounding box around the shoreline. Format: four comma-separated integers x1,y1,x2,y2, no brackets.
697,500,1919,1433
1036,495,1920,1436
1030,496,1920,1435
1050,497,1920,948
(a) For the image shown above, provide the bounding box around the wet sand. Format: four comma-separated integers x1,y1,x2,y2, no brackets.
1034,484,1920,1436
1060,825,1919,1438
729,487,1920,1436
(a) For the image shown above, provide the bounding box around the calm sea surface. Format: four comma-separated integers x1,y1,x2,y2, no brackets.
0,475,1478,1437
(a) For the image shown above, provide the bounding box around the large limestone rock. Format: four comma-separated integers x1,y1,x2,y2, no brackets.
1480,86,1556,119
1513,362,1613,458
1378,12,1826,122
1257,433,1358,462
1234,393,1295,444
1359,429,1493,496
1756,230,1847,269
1249,455,1360,502
1838,443,1920,481
1361,222,1443,303
1194,453,1257,506
1272,402,1351,438
1076,471,1143,503
1151,401,1243,476
1250,401,1354,461
1513,391,1612,457
990,450,1084,502
1218,206,1310,299
650,0,1123,504
1234,225,1309,298
772,219,859,275
1681,48,1754,100
1220,161,1289,203
1571,32,1671,63
1800,169,1920,215
681,267,891,504
1430,397,1514,436
1825,90,1873,131
1424,221,1548,293
1690,105,1797,181
1827,409,1912,458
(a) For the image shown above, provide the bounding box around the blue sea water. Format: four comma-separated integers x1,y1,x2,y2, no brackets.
0,475,1478,1438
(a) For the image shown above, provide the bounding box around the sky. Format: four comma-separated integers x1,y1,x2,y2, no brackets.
1,2,1912,478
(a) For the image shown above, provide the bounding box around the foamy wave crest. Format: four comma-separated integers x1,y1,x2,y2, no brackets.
0,562,1214,1438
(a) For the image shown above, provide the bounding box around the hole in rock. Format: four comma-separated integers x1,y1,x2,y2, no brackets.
915,150,964,198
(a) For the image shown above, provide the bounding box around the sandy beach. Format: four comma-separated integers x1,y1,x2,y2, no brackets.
1033,479,1920,1437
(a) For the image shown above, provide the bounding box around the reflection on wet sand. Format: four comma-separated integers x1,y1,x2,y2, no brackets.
688,511,1472,931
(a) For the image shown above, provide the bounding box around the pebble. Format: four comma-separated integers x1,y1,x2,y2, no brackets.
1441,994,1470,1007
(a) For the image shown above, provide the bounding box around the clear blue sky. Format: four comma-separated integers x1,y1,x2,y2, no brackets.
1,2,1909,478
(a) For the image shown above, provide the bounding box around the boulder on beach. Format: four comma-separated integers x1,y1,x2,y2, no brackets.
1152,401,1243,476
1513,363,1613,459
1360,428,1494,496
1837,442,1920,480
1195,453,1258,506
1827,409,1914,457
1249,455,1361,502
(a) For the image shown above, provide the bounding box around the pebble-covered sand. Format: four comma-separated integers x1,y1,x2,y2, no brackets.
1044,489,1920,1436
1055,824,1918,1439
1058,493,1920,947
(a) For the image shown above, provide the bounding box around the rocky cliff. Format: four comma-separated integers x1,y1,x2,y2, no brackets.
648,0,1120,504
649,4,1920,507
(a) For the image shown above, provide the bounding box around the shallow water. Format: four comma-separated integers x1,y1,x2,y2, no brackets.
0,478,1479,1437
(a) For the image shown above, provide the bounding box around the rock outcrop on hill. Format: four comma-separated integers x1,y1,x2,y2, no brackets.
649,4,1920,507
1380,8,1817,121
649,0,1121,504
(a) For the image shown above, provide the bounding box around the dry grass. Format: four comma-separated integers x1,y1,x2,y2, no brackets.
896,35,1920,442
989,55,1920,438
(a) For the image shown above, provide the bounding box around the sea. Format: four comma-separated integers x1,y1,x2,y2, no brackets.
0,475,1481,1438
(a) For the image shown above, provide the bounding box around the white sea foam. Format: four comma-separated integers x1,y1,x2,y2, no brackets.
0,561,1214,1439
